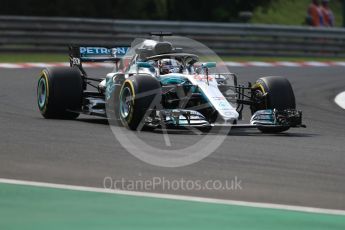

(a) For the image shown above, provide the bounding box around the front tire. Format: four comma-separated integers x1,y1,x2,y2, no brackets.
117,75,161,130
252,76,296,133
37,67,82,119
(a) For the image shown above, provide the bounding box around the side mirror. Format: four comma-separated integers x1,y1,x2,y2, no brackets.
201,62,216,69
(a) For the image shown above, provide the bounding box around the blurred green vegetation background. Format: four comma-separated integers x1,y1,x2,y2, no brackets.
0,0,271,21
0,0,343,26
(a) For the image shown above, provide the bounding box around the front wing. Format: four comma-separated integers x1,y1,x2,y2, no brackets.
145,108,306,130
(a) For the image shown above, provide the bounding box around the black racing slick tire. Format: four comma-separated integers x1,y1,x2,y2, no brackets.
252,76,296,133
117,75,161,131
37,67,83,119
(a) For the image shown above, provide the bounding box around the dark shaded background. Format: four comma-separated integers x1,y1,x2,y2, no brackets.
0,0,271,21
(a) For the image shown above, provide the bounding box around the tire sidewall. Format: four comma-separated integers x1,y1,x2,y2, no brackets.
119,80,136,128
37,70,50,114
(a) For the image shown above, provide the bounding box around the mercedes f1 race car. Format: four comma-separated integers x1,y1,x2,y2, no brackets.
37,33,305,133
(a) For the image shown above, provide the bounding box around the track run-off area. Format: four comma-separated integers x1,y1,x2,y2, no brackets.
0,64,344,229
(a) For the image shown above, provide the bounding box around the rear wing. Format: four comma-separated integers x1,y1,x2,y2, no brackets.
69,45,130,64
69,46,130,75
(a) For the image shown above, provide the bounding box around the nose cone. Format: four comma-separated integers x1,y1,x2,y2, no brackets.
220,109,239,122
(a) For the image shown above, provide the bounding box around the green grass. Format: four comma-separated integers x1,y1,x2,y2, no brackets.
0,53,67,63
251,0,343,27
1,183,345,230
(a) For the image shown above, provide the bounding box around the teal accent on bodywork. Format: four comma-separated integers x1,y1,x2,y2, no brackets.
105,77,115,101
160,75,199,94
136,62,156,74
159,75,188,85
137,62,153,69
251,109,276,125
159,75,212,114
201,62,216,69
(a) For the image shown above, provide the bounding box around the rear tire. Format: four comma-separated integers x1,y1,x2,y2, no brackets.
252,76,296,133
117,75,161,130
37,67,83,119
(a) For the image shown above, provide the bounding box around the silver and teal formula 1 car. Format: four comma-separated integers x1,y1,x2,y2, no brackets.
37,33,305,133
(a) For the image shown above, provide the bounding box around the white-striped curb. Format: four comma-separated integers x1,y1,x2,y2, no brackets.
0,62,115,69
0,61,344,69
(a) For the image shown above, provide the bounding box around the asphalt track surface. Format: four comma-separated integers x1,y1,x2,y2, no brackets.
0,66,344,210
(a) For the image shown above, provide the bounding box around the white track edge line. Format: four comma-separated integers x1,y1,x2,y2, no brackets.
335,91,345,110
0,178,344,216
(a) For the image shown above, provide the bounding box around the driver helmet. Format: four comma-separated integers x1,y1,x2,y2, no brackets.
159,59,182,75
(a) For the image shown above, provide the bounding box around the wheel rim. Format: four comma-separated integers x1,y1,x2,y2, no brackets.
37,77,47,108
120,86,132,119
